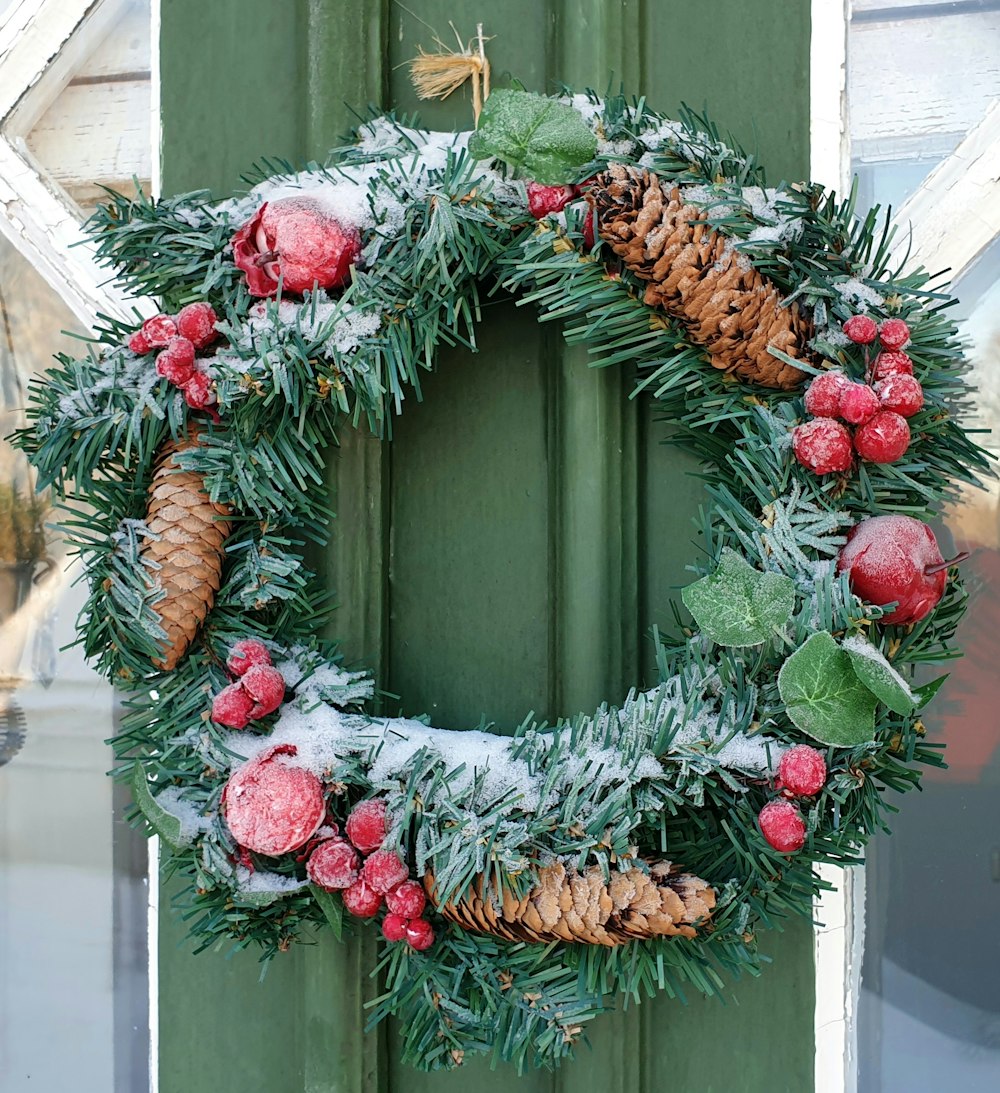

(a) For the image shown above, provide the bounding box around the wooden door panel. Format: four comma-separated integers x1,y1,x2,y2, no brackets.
158,1,815,1089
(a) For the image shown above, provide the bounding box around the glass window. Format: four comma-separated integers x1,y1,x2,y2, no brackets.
850,5,1000,1090
0,1,152,1089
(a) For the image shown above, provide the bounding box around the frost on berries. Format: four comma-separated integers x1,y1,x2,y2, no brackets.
792,418,853,475
345,798,387,854
777,745,827,797
227,638,272,677
758,799,806,853
361,849,409,894
307,838,361,890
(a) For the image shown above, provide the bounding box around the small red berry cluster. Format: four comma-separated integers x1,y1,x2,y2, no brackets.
757,745,827,853
792,316,923,476
128,302,220,412
306,799,434,951
211,639,287,729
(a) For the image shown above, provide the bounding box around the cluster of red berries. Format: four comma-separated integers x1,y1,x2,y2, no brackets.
306,799,434,951
757,745,828,853
526,181,596,248
792,316,923,476
128,302,220,412
211,639,287,729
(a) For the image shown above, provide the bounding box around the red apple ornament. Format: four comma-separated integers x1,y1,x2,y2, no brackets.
232,198,361,297
222,744,325,856
837,514,967,625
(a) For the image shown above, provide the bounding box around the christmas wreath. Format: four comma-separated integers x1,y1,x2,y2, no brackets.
13,87,990,1072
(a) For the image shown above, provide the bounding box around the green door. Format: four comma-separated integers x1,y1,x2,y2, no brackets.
158,2,815,1090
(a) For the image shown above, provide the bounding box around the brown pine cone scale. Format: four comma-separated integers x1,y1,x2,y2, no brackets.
591,164,812,389
425,860,715,947
141,431,232,670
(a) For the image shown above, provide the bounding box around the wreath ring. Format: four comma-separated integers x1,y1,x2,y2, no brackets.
15,89,989,1072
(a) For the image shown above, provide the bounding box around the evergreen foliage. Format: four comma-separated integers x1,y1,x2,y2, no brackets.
10,91,991,1072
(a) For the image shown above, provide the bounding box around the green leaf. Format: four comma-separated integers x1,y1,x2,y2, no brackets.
467,90,597,185
913,673,950,709
681,548,795,647
131,762,190,851
842,635,917,716
311,884,344,940
778,632,878,746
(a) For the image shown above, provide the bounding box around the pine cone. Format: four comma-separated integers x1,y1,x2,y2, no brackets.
591,164,812,389
141,431,232,670
424,860,715,947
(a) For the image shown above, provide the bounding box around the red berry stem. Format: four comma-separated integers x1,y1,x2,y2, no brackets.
923,551,971,576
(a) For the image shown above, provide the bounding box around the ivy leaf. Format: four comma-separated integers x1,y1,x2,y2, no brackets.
681,548,795,647
468,90,598,185
311,884,344,940
842,635,917,716
778,632,878,746
131,762,191,851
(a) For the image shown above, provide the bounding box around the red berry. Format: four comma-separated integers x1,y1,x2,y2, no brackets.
232,199,361,297
182,371,215,410
758,799,806,853
223,744,325,856
405,918,435,951
526,182,575,218
875,374,923,418
381,913,409,942
803,371,849,418
141,314,178,348
878,318,910,350
853,410,910,464
128,329,152,354
838,382,880,425
362,849,408,894
792,418,853,475
345,798,387,854
843,315,878,345
155,337,197,385
583,206,595,250
176,302,219,349
242,663,286,717
342,880,383,918
871,351,913,382
307,837,360,890
227,638,272,678
211,683,255,729
777,745,827,797
386,880,426,919
837,514,949,625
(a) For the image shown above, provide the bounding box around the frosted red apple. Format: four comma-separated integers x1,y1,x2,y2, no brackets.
837,514,961,625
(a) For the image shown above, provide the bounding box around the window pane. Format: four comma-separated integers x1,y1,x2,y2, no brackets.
851,8,1000,1086
0,236,149,1091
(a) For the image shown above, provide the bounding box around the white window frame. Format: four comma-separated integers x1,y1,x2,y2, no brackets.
0,0,155,328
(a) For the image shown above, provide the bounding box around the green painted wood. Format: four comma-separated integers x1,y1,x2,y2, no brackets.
159,1,816,1089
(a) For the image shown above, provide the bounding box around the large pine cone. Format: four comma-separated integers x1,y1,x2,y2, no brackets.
141,432,232,670
425,860,715,947
591,164,812,389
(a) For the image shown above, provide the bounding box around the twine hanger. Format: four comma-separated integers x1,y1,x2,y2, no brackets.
408,22,492,124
